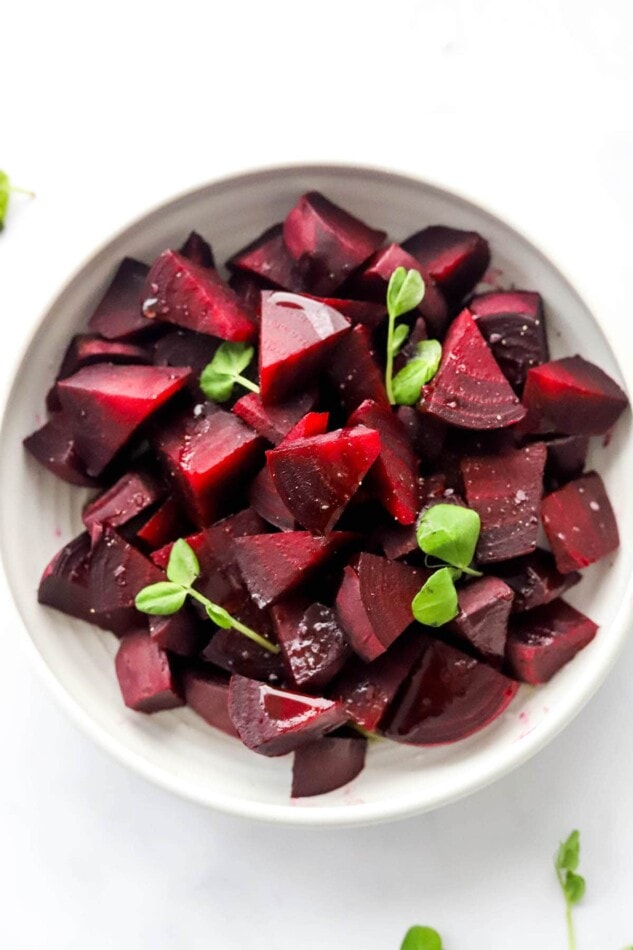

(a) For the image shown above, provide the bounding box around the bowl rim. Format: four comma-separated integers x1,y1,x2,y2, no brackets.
2,161,631,826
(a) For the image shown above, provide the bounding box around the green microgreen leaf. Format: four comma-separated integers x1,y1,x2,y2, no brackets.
0,170,35,231
134,582,188,615
401,925,443,950
563,871,586,906
385,267,426,405
556,829,581,873
555,829,585,950
417,504,482,574
166,538,200,587
390,323,410,357
200,342,259,402
411,567,459,627
392,339,443,405
206,603,233,628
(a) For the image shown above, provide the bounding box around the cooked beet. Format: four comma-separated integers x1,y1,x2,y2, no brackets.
402,225,490,304
523,356,628,435
149,607,206,656
202,627,285,685
461,443,547,563
544,435,589,485
24,414,98,487
82,470,163,533
228,271,268,320
144,250,256,342
179,230,215,268
328,324,390,413
305,295,386,330
57,335,151,379
292,736,366,797
182,671,238,737
493,549,581,612
470,290,548,392
419,309,526,430
135,497,185,550
383,636,518,745
259,291,350,404
283,191,385,295
232,389,318,445
373,518,418,560
228,675,347,756
38,532,92,620
57,363,191,477
506,599,598,684
541,472,619,573
348,399,420,525
249,467,296,531
88,258,150,340
282,411,330,442
267,426,381,534
152,328,219,377
227,223,309,293
446,576,514,665
150,529,206,570
395,407,447,468
115,629,183,713
88,525,163,635
272,600,351,690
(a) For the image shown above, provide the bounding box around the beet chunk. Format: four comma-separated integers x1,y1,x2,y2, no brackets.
152,328,219,377
227,223,310,293
149,608,206,656
282,411,330,442
88,257,150,340
493,549,581,612
144,250,256,342
249,467,296,531
305,295,386,330
383,636,518,745
402,225,490,304
38,532,92,620
419,309,526,430
272,600,351,690
202,628,285,685
89,525,163,634
328,324,390,413
179,230,215,268
267,426,381,534
446,576,514,665
135,497,184,550
283,191,386,295
24,414,97,487
57,364,191,477
544,435,589,485
506,599,598,684
395,407,447,468
115,629,183,713
82,470,163,533
232,389,318,444
57,335,151,379
541,472,619,573
292,736,367,797
523,356,628,435
259,291,350,404
348,399,420,525
228,675,347,756
461,443,547,563
470,291,548,392
182,671,238,737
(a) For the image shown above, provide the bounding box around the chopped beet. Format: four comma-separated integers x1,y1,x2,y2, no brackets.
182,671,238,737
154,404,264,525
461,443,547,563
544,435,589,485
348,399,420,525
135,497,184,550
267,426,381,534
541,472,619,573
419,309,526,430
232,388,318,444
234,530,354,607
335,553,425,661
144,250,256,342
506,599,598,684
57,364,191,477
227,223,310,293
292,736,366,797
228,675,347,756
57,335,151,379
402,225,490,304
24,414,98,487
282,411,330,442
249,467,296,531
88,525,163,635
470,290,548,392
228,271,267,321
259,291,350,404
189,509,268,609
149,607,207,656
446,576,514,665
283,191,386,295
272,600,351,690
383,636,518,745
493,549,581,612
328,324,390,413
179,230,215,268
202,627,285,685
115,629,183,713
305,295,386,330
38,532,92,621
395,407,447,468
82,470,163,533
373,517,418,560
523,356,628,435
152,328,219,377
88,258,150,340
150,529,206,570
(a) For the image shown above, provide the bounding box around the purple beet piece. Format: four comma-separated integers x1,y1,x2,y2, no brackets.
152,328,219,376
24,414,98,487
82,470,163,533
179,230,215,268
228,675,347,756
373,517,418,560
402,225,490,304
348,399,420,525
228,271,268,321
115,629,184,713
283,191,386,295
232,388,318,444
134,497,183,550
544,435,589,484
249,467,296,531
202,627,285,685
292,736,367,797
506,599,598,684
144,250,256,342
446,576,514,665
470,291,548,392
57,335,151,379
57,363,191,477
259,291,350,404
227,223,310,293
327,324,390,413
461,443,547,563
541,472,619,573
182,671,238,737
383,635,518,745
272,600,351,690
150,529,206,570
282,412,330,442
267,426,381,534
89,525,163,634
234,531,354,607
149,607,207,656
88,258,150,340
419,309,526,430
304,295,386,330
493,549,581,612
335,553,425,661
38,532,92,620
395,407,447,467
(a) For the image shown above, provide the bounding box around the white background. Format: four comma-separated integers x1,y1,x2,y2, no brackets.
2,1,633,947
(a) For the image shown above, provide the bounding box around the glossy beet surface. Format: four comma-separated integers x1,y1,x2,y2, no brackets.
493,550,581,612
272,600,351,690
523,356,628,435
292,737,367,797
232,389,318,444
447,576,514,664
506,600,598,684
227,223,309,293
541,472,619,573
328,325,390,413
402,225,490,304
115,629,183,713
82,470,163,533
470,291,548,392
24,414,97,487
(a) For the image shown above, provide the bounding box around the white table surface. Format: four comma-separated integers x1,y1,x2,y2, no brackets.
2,2,633,947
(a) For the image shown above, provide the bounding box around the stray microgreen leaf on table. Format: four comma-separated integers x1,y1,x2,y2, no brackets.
385,267,425,404
0,170,35,231
401,925,443,950
416,504,482,576
555,829,585,950
411,566,460,627
392,339,442,406
200,341,259,402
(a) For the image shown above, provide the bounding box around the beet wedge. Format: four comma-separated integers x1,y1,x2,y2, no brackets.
327,324,390,414
179,230,215,268
272,599,351,690
292,736,367,797
38,532,92,621
282,412,330,442
82,470,163,534
88,525,163,635
541,472,619,573
304,295,386,330
470,291,548,392
506,599,598,684
24,414,97,487
88,257,150,340
152,328,219,377
115,629,183,713
249,467,296,531
182,671,238,737
232,388,318,445
493,549,581,612
446,576,514,665
420,309,526,429
402,225,490,304
544,435,589,486
57,335,151,379
228,675,347,756
227,223,310,293
149,607,206,656
202,627,285,685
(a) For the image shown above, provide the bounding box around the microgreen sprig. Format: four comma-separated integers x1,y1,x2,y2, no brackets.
0,170,35,231
392,339,442,406
200,342,260,403
135,538,279,654
555,830,586,950
385,267,426,404
401,925,443,950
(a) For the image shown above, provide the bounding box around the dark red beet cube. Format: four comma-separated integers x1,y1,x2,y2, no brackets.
149,607,206,656
523,356,628,435
493,549,581,612
88,258,150,340
419,309,526,430
283,191,386,295
232,388,318,445
82,470,163,533
57,363,191,477
88,525,163,635
38,532,92,621
202,627,285,685
144,250,256,342
544,435,589,485
541,472,619,573
259,291,350,404
470,290,548,392
179,230,215,268
152,328,219,377
292,736,367,797
446,576,514,665
461,443,547,563
228,675,347,756
249,467,296,531
402,225,490,304
115,629,183,713
328,324,390,414
135,496,184,550
182,671,238,737
282,411,329,442
395,407,447,468
57,335,151,380
272,599,351,690
24,414,97,487
227,223,310,293
305,295,386,330
506,599,598,684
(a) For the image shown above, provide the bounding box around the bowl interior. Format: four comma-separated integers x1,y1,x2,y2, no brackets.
1,165,631,825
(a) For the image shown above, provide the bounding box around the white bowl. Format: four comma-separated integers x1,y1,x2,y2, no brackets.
1,164,631,826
